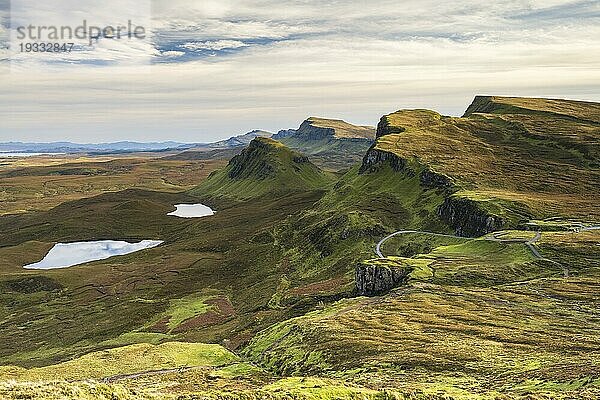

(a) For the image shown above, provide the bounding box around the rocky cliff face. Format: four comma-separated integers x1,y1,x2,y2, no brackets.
274,117,375,142
295,120,337,141
359,147,455,195
272,129,297,140
419,169,454,191
362,113,455,189
358,148,408,174
462,96,499,117
358,147,502,236
355,261,411,296
375,115,406,139
360,110,506,237
438,197,504,237
358,114,411,173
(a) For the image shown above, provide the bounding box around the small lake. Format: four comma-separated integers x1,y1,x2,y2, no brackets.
24,240,164,270
168,204,215,218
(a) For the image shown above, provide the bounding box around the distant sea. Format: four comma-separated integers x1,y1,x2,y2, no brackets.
0,152,65,157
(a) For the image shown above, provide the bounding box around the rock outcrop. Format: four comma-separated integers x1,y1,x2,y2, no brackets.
438,196,504,237
462,96,500,117
375,115,406,139
359,148,454,194
419,169,454,191
358,148,408,174
355,261,411,296
274,117,375,141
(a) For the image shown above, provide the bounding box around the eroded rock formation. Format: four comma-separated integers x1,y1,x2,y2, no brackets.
355,261,411,296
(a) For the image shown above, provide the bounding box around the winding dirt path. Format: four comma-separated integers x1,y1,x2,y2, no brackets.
375,230,543,259
102,366,195,383
376,224,600,277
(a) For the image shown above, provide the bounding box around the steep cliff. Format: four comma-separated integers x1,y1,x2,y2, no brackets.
438,196,504,237
361,97,600,226
275,117,376,141
355,259,412,296
358,148,408,174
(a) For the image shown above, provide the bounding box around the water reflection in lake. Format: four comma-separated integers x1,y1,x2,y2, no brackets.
24,240,163,270
168,204,215,218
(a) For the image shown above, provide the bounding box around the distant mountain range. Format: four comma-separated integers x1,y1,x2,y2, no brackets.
1,117,374,157
206,130,273,149
0,141,195,154
177,117,377,170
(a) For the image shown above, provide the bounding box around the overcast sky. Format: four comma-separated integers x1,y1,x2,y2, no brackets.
0,0,599,143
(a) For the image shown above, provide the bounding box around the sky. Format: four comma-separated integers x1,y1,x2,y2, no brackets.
0,0,599,143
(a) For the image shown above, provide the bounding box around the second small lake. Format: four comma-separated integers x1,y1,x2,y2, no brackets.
168,204,215,218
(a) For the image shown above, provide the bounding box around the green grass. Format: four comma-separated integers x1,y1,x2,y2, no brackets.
0,96,599,399
160,294,213,330
190,137,334,200
243,228,600,398
0,342,238,382
262,377,379,399
0,187,329,367
374,97,600,220
267,161,452,295
245,277,600,398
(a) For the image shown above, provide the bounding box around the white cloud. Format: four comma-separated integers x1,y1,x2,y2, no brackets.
161,50,185,57
180,40,248,51
0,0,599,142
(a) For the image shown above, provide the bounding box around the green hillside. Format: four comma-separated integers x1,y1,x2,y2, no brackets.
0,139,335,369
190,137,333,200
369,97,599,225
0,96,599,399
239,97,600,399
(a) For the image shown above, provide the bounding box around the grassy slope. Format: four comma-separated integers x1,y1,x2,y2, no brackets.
244,230,600,399
190,137,334,200
0,187,330,366
0,139,336,367
240,97,600,399
265,162,450,302
0,342,237,381
373,97,599,220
